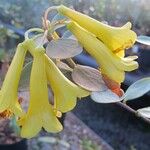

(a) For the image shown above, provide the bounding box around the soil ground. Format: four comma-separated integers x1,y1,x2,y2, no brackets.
73,97,150,150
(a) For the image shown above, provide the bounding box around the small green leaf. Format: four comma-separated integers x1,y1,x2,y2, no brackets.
136,35,150,45
46,39,83,59
19,61,32,91
137,107,150,118
123,77,150,101
91,89,121,103
72,65,106,91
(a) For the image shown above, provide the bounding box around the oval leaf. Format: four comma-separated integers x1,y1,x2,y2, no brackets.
33,34,48,47
46,39,83,59
91,89,121,103
123,77,150,101
137,107,150,118
136,35,150,46
72,65,107,91
19,61,32,91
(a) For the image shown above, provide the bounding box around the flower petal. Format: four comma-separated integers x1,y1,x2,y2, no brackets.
58,5,137,52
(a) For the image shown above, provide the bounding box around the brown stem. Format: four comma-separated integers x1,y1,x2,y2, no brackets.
66,58,76,68
116,102,150,125
43,6,58,30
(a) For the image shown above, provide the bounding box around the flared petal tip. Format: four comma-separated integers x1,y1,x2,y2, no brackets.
122,22,132,29
57,100,77,113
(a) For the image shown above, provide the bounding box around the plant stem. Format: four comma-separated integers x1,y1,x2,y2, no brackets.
66,58,76,68
116,102,150,125
43,6,58,29
24,28,44,40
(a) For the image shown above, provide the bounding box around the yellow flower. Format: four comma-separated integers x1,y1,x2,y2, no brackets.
67,22,138,83
19,48,62,138
24,39,89,113
45,55,89,113
58,5,137,53
0,42,27,116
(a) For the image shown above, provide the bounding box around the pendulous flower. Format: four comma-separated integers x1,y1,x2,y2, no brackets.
67,22,138,84
45,55,90,113
58,5,137,53
0,41,28,116
19,48,62,138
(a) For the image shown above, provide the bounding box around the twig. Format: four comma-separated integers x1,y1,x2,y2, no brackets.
43,6,58,30
24,28,44,40
116,102,150,125
66,58,76,68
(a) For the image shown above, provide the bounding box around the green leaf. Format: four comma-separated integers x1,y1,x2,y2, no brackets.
136,35,150,45
137,107,150,118
46,39,83,59
123,77,150,101
72,65,106,91
19,61,32,91
91,89,121,103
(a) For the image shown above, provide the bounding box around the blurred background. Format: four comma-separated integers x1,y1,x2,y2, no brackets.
0,0,150,150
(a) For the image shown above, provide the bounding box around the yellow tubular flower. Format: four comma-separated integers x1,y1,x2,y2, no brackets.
58,5,137,52
0,42,27,116
67,22,138,83
45,55,89,113
19,48,62,139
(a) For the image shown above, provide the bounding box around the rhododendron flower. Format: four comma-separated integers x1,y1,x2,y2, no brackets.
0,42,27,116
67,22,138,84
58,5,137,53
19,49,62,138
45,55,89,113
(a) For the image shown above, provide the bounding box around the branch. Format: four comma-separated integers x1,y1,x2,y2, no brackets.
116,102,150,125
43,6,58,30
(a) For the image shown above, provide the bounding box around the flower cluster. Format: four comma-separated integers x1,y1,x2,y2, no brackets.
0,5,138,138
57,5,138,95
0,39,89,138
